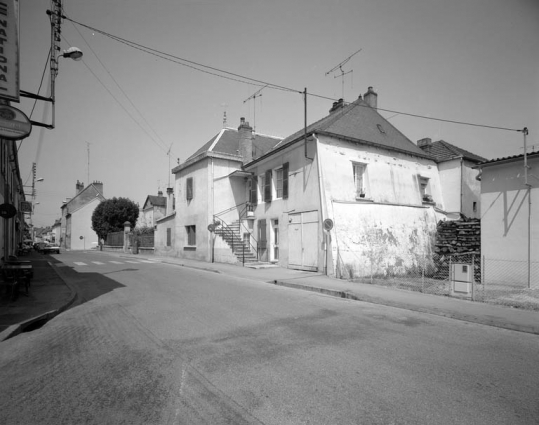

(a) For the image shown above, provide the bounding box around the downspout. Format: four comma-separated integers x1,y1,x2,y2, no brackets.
460,157,464,216
210,158,215,263
313,134,329,275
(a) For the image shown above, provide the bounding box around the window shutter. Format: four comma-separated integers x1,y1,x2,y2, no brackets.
186,177,193,200
282,162,289,199
252,176,258,204
265,170,272,202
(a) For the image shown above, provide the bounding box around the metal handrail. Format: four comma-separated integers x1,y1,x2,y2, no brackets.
213,215,258,265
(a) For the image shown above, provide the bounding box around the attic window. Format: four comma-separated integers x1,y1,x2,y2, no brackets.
376,124,386,134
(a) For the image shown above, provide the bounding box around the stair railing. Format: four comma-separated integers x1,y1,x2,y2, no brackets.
212,215,258,266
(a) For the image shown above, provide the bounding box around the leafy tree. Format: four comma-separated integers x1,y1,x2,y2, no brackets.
91,197,139,241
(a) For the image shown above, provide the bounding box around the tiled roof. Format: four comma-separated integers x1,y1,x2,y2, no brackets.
145,195,167,207
425,140,487,163
186,127,281,162
275,97,430,158
476,150,539,166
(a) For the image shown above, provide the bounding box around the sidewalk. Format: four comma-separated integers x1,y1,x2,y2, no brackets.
0,251,76,341
1,250,538,342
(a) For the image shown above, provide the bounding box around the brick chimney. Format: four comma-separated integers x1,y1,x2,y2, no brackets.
92,180,104,196
238,117,253,164
417,138,433,154
166,187,174,215
75,180,84,194
364,86,378,108
158,190,163,197
329,98,344,113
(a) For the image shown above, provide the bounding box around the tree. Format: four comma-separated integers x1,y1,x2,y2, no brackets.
91,197,139,241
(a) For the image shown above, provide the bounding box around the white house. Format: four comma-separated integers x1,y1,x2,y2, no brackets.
164,87,458,278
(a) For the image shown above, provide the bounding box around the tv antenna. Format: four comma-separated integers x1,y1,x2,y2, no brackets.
325,48,362,100
86,141,91,185
243,85,267,132
221,103,228,128
166,143,173,187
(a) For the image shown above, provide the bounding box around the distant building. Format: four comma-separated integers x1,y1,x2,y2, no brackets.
139,191,168,228
60,180,105,250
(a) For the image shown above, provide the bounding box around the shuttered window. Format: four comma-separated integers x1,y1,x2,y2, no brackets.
264,170,272,202
186,177,193,200
282,162,289,199
250,176,258,204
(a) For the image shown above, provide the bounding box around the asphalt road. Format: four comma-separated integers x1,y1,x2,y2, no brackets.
0,251,538,424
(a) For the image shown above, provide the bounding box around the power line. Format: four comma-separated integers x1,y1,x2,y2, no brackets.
65,16,524,134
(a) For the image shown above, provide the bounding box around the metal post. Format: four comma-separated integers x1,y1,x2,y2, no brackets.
471,254,475,301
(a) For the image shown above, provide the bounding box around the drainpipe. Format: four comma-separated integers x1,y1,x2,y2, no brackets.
210,158,215,263
313,134,329,275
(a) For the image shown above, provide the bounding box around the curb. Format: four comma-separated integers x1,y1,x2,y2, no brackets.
0,262,78,342
272,280,539,336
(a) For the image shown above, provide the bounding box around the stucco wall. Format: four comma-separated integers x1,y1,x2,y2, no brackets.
318,135,443,277
331,202,438,278
246,139,321,268
438,160,461,214
480,157,538,285
154,214,177,257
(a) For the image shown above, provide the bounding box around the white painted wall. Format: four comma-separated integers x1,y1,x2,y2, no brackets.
69,198,100,250
480,156,538,286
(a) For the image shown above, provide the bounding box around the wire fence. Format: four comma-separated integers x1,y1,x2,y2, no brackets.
350,254,539,311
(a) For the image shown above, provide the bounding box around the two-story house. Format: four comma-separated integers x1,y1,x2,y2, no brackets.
167,87,452,278
60,180,105,250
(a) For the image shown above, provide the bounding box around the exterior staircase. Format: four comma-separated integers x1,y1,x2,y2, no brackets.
214,220,259,264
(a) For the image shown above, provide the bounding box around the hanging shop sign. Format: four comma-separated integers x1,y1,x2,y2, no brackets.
19,200,32,213
0,105,31,139
0,0,20,102
0,203,17,219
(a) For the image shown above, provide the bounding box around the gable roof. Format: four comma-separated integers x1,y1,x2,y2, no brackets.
143,195,167,209
273,97,431,159
425,140,487,163
185,127,282,162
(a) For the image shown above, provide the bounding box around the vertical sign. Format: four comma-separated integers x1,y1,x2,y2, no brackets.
0,0,19,102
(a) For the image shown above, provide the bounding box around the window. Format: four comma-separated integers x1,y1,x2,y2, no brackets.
264,170,272,202
473,202,477,213
166,228,171,246
353,163,367,198
275,168,283,198
249,176,258,204
273,219,279,261
186,225,196,246
419,176,433,202
186,177,193,200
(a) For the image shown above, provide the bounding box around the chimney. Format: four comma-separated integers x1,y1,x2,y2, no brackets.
166,187,174,216
158,190,163,197
417,138,433,154
238,117,253,164
329,98,344,113
92,180,104,196
363,86,378,109
75,180,84,194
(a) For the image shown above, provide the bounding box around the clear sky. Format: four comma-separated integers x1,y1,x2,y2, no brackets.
17,0,539,227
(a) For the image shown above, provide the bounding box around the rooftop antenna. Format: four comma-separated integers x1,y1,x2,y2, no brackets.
243,85,267,132
166,143,173,187
325,48,362,100
221,103,228,128
86,141,91,184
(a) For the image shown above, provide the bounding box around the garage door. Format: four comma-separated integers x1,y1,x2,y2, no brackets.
288,210,319,271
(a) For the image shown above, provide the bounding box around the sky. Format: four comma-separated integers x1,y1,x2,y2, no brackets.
16,0,539,227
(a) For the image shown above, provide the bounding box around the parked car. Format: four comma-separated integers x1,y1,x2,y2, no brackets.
40,243,60,254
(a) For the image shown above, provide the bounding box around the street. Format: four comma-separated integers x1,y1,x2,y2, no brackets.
1,251,538,424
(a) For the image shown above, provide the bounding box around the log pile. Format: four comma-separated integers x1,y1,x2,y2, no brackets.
435,219,480,255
